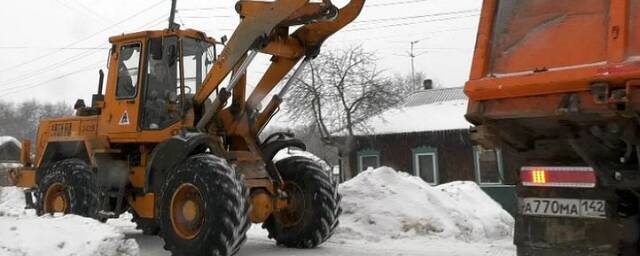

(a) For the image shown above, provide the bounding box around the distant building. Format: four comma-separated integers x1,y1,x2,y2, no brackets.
343,87,518,215
0,136,20,163
0,136,21,186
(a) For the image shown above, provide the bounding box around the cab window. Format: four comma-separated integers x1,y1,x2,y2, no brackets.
142,37,179,129
116,43,142,98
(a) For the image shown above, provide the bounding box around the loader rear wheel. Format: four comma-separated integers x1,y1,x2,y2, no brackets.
36,158,99,218
263,156,341,248
158,154,250,256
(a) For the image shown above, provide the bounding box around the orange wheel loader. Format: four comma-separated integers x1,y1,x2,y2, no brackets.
6,1,365,255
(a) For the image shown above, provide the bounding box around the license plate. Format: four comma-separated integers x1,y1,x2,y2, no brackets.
520,197,606,219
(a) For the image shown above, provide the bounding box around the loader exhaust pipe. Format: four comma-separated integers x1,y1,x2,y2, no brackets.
168,0,179,30
97,69,104,95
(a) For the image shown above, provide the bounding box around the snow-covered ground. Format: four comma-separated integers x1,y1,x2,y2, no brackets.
0,166,516,256
0,187,138,256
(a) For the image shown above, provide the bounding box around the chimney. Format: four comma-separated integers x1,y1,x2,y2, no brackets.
423,79,433,90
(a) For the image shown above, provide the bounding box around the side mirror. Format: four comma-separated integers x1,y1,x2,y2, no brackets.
220,35,228,45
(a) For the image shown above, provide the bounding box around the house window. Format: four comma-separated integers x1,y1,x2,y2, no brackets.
413,146,438,185
474,146,503,184
357,149,380,173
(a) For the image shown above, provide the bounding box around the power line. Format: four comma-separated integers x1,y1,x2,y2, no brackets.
0,47,108,50
0,7,170,87
1,61,103,98
0,50,103,86
353,9,479,24
177,7,230,11
65,0,114,24
367,0,434,7
0,0,168,74
346,14,479,32
331,27,475,44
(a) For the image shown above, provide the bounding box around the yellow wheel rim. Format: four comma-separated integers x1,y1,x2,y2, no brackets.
44,183,67,213
170,183,205,240
278,181,305,228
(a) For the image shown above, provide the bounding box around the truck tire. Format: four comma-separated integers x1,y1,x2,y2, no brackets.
131,210,160,235
263,156,341,248
158,154,250,256
36,158,99,218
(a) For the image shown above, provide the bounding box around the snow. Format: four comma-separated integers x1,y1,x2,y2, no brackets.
273,148,332,172
336,167,513,242
0,187,139,256
0,136,20,148
0,167,515,256
357,99,471,135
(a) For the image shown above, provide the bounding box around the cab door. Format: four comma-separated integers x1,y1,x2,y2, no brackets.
107,42,144,135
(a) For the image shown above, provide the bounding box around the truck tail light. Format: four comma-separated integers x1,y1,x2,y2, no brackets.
521,166,596,188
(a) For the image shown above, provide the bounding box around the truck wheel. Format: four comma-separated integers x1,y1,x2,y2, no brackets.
131,210,160,235
263,156,341,248
36,158,99,218
158,154,250,256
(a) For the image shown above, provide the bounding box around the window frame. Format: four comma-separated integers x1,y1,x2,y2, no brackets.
412,146,439,185
140,36,180,130
115,41,144,100
356,149,380,173
473,146,504,185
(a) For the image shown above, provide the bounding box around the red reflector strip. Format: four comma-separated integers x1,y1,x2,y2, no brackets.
521,166,596,188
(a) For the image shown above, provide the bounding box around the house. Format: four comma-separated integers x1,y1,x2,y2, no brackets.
345,87,518,215
0,136,21,186
0,136,20,163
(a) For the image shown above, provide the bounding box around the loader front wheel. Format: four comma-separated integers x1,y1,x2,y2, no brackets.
263,156,341,248
36,158,99,218
158,154,250,256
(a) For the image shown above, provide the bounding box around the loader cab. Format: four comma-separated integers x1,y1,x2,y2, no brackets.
102,30,216,142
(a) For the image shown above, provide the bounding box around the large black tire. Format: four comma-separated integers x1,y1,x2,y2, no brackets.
158,154,250,256
36,158,99,218
263,156,341,248
131,210,160,235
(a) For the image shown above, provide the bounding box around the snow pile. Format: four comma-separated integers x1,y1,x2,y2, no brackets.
273,148,331,172
0,186,32,217
0,187,139,256
336,167,513,242
357,99,470,135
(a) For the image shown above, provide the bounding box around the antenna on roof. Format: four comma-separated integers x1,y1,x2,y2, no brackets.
168,0,180,30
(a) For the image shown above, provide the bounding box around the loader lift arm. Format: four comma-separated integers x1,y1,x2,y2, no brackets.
192,0,366,133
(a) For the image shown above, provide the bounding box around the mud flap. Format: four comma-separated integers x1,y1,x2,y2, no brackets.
515,186,639,256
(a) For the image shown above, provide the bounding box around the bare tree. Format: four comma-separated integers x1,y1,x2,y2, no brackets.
285,46,401,179
0,100,73,141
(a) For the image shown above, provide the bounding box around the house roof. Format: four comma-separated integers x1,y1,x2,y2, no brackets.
358,87,471,136
403,87,467,107
0,136,21,149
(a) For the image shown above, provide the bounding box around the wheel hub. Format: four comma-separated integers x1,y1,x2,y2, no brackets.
44,183,67,213
170,183,205,240
278,181,305,228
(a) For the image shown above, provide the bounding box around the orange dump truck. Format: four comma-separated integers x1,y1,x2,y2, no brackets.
465,1,640,255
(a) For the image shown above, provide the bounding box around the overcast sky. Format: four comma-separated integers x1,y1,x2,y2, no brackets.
0,0,481,104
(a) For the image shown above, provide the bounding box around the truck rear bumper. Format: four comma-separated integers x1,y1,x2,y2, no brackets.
515,186,638,256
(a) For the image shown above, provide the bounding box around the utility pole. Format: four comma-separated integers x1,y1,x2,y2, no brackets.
409,40,419,88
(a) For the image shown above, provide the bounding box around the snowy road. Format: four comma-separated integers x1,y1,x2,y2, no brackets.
128,225,516,256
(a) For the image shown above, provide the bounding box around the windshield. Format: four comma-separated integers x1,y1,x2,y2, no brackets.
181,38,215,95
